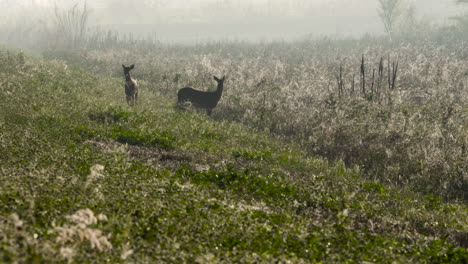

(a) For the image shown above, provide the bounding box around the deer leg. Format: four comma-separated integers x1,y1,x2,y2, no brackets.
207,109,212,116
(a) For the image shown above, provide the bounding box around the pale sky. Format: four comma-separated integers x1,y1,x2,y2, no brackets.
1,0,465,42
5,0,463,14
4,0,463,18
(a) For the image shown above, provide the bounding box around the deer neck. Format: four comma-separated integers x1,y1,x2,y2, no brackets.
215,82,223,95
125,73,132,82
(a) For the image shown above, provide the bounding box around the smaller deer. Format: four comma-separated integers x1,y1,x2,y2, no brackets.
122,64,139,106
177,76,226,116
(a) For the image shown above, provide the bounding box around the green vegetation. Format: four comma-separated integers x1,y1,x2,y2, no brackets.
44,34,467,202
1,35,467,263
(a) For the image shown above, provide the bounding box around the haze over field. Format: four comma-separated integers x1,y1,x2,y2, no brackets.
1,0,468,263
1,0,465,42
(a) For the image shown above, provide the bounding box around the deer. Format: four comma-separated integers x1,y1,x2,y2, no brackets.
122,64,139,106
177,76,226,116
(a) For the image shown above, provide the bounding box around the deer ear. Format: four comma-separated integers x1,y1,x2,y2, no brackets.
130,64,135,69
213,76,219,81
122,64,125,68
222,76,226,80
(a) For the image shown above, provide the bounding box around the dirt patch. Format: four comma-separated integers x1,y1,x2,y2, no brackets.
451,230,468,249
126,144,190,168
85,139,191,169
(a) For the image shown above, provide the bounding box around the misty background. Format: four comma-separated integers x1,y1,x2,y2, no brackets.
0,0,465,44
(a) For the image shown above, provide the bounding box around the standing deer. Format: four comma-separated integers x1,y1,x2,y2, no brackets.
177,76,226,116
122,64,138,106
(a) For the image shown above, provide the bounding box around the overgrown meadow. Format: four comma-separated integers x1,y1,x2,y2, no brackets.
47,34,468,202
1,5,468,263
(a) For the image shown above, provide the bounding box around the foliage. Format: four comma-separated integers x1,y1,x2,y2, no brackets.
45,1,91,49
1,39,468,262
377,0,403,35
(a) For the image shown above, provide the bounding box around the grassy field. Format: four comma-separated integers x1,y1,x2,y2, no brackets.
0,38,467,263
44,36,468,202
